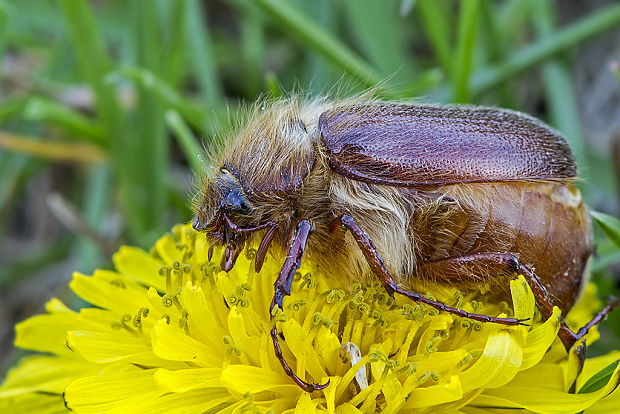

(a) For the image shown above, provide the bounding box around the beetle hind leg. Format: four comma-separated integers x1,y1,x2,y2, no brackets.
430,253,618,352
501,254,619,351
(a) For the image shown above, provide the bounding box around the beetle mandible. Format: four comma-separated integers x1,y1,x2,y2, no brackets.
192,98,616,392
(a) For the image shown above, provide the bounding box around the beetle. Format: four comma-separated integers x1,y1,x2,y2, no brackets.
192,98,616,392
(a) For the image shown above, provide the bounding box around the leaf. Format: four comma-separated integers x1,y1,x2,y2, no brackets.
591,211,620,249
578,359,620,394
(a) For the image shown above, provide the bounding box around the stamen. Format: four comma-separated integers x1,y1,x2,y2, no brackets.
221,335,243,371
200,263,217,284
161,289,183,309
175,243,190,262
158,265,172,291
401,304,423,321
415,371,436,386
245,248,257,260
269,307,288,330
402,363,417,375
499,301,512,316
471,300,484,313
111,314,136,335
322,289,345,303
240,393,261,414
299,272,315,289
132,307,149,334
288,299,307,312
236,283,252,295
425,336,441,354
312,312,333,328
179,309,190,335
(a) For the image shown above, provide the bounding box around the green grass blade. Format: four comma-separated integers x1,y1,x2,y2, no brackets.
160,0,188,86
477,0,515,107
592,211,620,250
185,0,224,112
238,0,265,97
108,66,207,131
166,110,204,174
23,97,107,145
396,68,444,99
0,154,43,236
251,0,381,88
591,240,620,274
417,0,453,77
297,0,336,93
58,0,147,241
264,71,283,98
0,1,7,93
578,359,620,394
531,0,589,179
452,0,479,102
344,0,412,80
470,3,620,96
76,165,112,272
0,95,28,124
0,240,71,291
57,0,117,121
132,0,169,242
496,0,534,47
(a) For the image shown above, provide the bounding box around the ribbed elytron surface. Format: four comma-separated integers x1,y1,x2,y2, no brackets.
319,104,577,186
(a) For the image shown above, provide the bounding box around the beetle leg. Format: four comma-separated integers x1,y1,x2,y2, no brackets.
255,223,279,273
426,253,618,352
269,220,329,393
337,214,529,326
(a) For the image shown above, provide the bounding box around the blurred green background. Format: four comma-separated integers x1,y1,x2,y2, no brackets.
2,0,620,376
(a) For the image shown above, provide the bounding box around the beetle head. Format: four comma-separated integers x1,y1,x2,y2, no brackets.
192,99,323,272
193,168,255,271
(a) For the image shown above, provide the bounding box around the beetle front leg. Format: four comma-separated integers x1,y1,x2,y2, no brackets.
269,220,329,393
336,214,528,326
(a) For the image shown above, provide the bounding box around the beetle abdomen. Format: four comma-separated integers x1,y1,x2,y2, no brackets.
412,182,591,312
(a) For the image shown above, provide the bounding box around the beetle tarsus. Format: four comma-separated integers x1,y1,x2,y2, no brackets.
269,323,329,392
444,253,616,352
569,297,618,347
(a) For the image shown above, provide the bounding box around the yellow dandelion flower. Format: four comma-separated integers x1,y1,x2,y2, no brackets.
1,223,620,413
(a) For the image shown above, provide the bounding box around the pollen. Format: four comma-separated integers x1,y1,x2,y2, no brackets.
1,223,620,413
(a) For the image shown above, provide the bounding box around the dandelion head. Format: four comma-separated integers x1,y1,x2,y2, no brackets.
1,223,619,413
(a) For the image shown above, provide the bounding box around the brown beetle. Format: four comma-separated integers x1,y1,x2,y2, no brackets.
192,98,616,392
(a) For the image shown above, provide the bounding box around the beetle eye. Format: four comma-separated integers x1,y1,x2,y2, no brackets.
221,188,252,216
